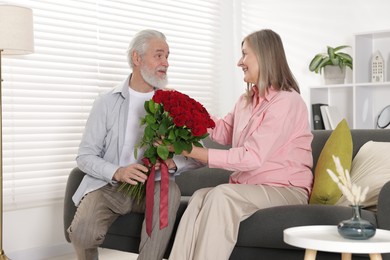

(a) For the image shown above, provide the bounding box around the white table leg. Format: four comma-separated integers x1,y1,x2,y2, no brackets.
341,253,352,260
369,253,382,260
304,249,317,260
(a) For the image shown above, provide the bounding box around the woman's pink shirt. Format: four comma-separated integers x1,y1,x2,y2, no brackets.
208,88,313,193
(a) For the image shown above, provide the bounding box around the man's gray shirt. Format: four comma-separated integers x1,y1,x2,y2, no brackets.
73,75,204,205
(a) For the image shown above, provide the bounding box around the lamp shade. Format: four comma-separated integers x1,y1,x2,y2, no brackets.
0,5,34,55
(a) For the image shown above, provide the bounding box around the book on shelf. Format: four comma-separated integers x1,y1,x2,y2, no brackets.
321,105,344,130
312,103,327,130
319,105,331,130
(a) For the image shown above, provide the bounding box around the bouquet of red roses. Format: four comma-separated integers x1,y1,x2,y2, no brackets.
118,89,215,202
118,89,215,236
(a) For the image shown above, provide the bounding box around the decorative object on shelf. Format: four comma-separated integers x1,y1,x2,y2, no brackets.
327,155,376,240
376,105,390,129
371,51,384,83
309,45,353,84
0,4,34,259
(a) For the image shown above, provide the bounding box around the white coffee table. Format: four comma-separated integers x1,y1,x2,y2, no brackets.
283,225,390,260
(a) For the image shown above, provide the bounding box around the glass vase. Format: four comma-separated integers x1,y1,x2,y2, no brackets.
337,205,376,240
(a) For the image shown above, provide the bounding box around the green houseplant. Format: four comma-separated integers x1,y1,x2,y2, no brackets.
309,45,353,74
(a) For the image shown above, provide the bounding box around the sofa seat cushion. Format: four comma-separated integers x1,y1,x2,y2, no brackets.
106,212,144,238
234,204,376,249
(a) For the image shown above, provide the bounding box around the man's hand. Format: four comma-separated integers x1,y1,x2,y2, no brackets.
158,158,177,172
113,164,148,185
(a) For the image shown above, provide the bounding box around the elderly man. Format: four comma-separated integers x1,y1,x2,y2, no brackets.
67,29,202,260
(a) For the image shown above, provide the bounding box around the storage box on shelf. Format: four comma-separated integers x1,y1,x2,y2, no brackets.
309,29,390,129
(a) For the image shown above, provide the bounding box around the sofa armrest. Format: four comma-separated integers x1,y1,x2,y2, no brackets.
377,180,390,230
63,167,86,242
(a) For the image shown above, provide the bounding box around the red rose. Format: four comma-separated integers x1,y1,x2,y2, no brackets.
169,106,182,117
173,114,187,127
209,119,215,128
152,90,165,103
191,125,207,137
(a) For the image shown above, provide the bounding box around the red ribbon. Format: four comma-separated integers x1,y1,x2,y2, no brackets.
142,158,169,237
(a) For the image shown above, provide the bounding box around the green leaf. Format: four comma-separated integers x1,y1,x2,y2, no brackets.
330,56,340,66
333,45,350,52
337,53,353,64
144,101,151,113
174,140,193,154
144,146,157,161
327,46,335,60
193,141,203,148
158,116,171,136
177,128,191,140
157,145,169,160
150,123,159,130
148,100,156,114
309,54,325,72
161,116,171,127
316,57,331,74
168,129,176,141
158,123,168,136
182,141,193,153
144,125,155,142
173,141,184,154
145,114,156,124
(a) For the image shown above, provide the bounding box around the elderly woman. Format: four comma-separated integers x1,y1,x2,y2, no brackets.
168,29,313,260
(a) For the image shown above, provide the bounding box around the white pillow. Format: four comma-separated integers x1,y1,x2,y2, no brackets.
336,141,390,211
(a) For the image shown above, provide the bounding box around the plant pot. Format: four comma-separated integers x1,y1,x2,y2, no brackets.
324,65,346,84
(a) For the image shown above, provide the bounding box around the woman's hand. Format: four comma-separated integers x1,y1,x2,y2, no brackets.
154,139,207,163
154,158,177,172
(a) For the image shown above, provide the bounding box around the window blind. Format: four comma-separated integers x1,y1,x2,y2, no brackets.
2,0,221,210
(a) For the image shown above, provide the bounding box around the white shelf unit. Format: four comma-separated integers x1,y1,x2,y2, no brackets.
309,29,390,129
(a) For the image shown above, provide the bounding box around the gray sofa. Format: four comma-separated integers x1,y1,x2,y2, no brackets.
63,129,390,260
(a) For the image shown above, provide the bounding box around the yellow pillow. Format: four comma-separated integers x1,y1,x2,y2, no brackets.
309,119,352,204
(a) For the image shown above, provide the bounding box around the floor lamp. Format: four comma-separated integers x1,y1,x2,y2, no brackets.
0,5,34,259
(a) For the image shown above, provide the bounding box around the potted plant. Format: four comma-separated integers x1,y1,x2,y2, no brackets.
309,45,353,84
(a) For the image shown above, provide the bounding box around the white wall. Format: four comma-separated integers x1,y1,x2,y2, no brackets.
5,202,73,259
231,0,390,110
4,1,390,258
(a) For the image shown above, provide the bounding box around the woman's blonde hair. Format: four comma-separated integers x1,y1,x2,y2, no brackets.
242,29,300,100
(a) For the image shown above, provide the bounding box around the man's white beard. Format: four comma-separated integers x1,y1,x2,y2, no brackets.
140,66,168,89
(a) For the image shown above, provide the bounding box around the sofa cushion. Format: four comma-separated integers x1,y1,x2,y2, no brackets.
336,141,390,211
309,119,352,204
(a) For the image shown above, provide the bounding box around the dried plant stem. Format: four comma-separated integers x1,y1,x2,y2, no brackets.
326,155,369,206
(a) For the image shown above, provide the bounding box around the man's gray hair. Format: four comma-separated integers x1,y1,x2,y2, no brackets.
127,29,166,68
